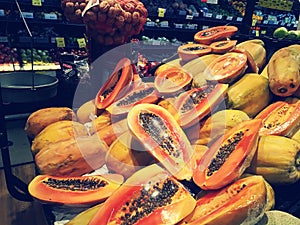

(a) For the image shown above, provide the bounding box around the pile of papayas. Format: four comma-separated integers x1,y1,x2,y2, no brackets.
24,25,300,224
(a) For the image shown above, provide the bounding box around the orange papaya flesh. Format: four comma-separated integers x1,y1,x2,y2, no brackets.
181,175,267,225
193,118,262,190
256,101,300,137
28,174,124,206
154,67,193,95
209,40,237,53
205,52,248,83
177,43,212,62
88,164,197,225
175,83,229,128
106,82,159,117
231,48,259,73
194,25,238,45
127,103,195,181
95,58,133,114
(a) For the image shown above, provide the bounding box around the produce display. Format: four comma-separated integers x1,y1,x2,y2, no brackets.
24,25,300,224
61,0,148,45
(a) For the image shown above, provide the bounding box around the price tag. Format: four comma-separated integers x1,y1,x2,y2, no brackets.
0,36,8,42
186,15,193,20
77,38,86,48
236,17,243,22
207,0,218,4
146,21,155,27
44,13,57,20
215,14,222,19
22,12,34,19
202,25,209,30
0,9,5,16
192,12,199,17
32,0,42,6
226,16,233,21
255,30,260,37
252,19,257,26
204,13,212,18
158,8,166,18
56,37,65,48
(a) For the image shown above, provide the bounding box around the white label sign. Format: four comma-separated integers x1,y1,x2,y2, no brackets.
204,13,213,18
22,12,34,19
0,9,5,16
44,13,57,20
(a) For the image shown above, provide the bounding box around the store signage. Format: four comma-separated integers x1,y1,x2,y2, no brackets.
44,13,57,20
0,9,5,16
0,36,8,42
186,15,193,20
146,21,155,27
202,0,218,4
32,0,42,6
157,8,166,18
56,37,65,48
77,38,86,48
22,12,34,19
226,16,233,21
215,14,222,19
204,12,212,18
236,17,243,22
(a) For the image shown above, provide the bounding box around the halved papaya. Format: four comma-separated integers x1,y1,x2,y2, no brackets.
88,164,197,225
194,25,238,45
193,118,262,190
127,103,195,181
210,40,237,53
94,58,133,114
205,52,248,83
175,83,229,128
255,101,300,137
177,43,212,62
154,67,193,95
180,175,267,225
28,174,124,206
106,82,159,117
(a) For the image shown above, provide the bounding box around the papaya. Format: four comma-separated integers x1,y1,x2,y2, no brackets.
76,99,96,123
177,43,212,62
182,53,220,88
226,73,272,118
267,46,300,97
174,83,229,128
247,135,300,185
95,118,128,146
35,134,108,177
180,175,267,225
105,131,154,178
194,25,238,45
157,97,179,121
31,120,89,155
28,174,123,205
94,58,133,114
154,58,183,76
185,109,250,146
209,40,237,53
205,52,248,84
25,107,77,138
193,119,262,190
154,67,192,95
88,110,112,134
88,164,197,225
127,103,195,181
107,82,159,117
66,203,103,225
236,41,267,70
256,101,300,137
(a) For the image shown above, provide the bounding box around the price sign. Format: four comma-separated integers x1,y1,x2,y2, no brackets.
146,21,155,27
226,16,233,21
236,17,243,22
215,14,222,19
204,13,212,18
158,8,166,18
44,13,57,20
0,36,8,42
32,0,42,6
186,15,193,20
22,12,34,19
0,9,5,17
77,38,86,48
56,37,65,48
255,30,260,37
